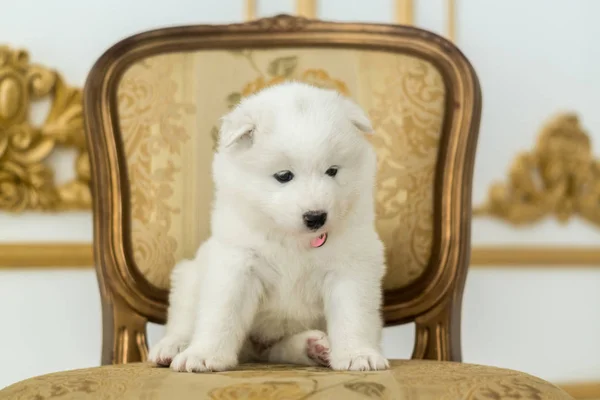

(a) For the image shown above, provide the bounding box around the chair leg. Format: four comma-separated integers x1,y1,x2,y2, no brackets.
411,292,463,362
100,293,149,365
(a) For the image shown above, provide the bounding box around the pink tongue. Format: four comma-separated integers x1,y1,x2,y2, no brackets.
310,233,327,248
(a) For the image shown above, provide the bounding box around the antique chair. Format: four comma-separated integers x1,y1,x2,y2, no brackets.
0,15,572,400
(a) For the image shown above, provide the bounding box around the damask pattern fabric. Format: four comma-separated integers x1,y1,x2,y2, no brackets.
0,360,573,399
116,48,446,291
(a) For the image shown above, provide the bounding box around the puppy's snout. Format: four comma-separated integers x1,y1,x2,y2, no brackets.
303,211,327,230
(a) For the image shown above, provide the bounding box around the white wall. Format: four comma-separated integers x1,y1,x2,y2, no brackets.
1,0,600,390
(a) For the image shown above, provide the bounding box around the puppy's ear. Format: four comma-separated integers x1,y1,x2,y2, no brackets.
343,97,374,135
218,111,255,149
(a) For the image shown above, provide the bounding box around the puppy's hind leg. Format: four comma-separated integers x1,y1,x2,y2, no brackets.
149,257,202,367
265,330,330,367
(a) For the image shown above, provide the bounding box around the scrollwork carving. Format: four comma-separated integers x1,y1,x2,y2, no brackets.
0,45,90,212
475,113,600,227
236,14,310,32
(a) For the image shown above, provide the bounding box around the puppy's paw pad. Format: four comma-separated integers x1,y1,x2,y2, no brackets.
305,332,330,367
148,337,188,367
170,349,237,373
330,349,389,371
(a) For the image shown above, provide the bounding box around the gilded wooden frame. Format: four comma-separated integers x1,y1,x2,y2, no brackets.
82,14,481,364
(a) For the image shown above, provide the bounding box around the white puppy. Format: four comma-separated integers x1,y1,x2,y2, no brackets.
149,81,388,372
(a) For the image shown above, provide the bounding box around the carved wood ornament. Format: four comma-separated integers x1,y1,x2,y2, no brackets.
0,45,90,212
475,113,600,227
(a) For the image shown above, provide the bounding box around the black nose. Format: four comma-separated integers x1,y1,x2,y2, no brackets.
303,211,327,230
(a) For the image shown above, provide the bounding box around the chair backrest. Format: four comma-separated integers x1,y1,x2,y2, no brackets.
84,14,481,365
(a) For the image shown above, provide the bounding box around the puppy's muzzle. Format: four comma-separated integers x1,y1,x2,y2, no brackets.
303,211,327,230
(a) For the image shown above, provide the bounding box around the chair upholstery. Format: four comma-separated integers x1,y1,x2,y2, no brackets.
0,14,573,400
0,361,572,399
117,48,444,292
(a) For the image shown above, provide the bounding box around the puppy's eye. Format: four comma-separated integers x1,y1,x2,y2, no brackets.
325,167,338,177
274,170,294,183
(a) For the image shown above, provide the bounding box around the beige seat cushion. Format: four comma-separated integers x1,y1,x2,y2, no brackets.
0,360,572,399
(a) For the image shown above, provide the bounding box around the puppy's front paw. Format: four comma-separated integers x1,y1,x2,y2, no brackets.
329,348,389,371
170,348,238,373
148,336,188,367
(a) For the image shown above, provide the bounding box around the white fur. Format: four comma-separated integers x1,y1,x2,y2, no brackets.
149,82,389,372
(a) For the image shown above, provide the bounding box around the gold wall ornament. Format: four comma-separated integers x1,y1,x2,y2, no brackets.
0,45,90,212
475,113,600,227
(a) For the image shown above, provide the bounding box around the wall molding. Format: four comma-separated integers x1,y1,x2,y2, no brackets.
471,247,600,267
0,243,93,268
2,243,600,269
446,0,456,41
244,0,256,21
395,0,414,25
243,1,455,41
295,0,316,18
394,0,456,41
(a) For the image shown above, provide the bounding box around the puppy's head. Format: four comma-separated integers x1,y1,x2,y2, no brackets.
213,82,377,237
